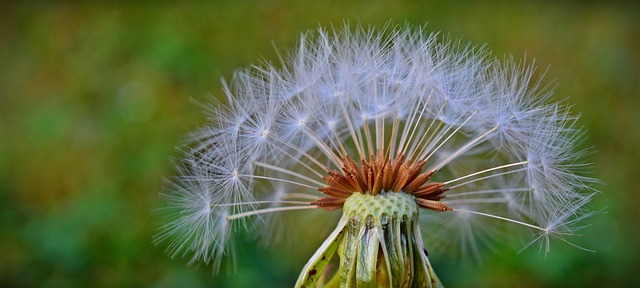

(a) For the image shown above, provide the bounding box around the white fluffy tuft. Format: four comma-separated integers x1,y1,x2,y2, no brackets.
157,24,597,270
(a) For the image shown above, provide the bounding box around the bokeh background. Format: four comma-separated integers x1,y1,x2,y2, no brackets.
1,1,638,287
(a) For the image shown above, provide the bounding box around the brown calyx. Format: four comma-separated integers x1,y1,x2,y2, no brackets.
311,153,451,212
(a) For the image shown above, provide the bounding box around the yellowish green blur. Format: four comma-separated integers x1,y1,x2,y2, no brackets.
1,1,638,287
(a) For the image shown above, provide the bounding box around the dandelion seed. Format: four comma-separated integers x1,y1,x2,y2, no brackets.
156,24,597,287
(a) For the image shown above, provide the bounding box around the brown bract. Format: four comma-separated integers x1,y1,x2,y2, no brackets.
312,153,451,212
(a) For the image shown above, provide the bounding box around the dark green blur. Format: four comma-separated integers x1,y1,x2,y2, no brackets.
1,1,638,287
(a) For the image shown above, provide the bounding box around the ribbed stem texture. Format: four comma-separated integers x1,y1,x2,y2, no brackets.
297,192,442,288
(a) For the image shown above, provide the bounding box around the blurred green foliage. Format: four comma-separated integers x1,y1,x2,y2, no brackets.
1,1,638,287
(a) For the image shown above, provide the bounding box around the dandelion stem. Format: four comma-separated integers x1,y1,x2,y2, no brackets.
254,161,326,187
227,205,319,220
298,130,344,168
271,137,329,172
432,125,499,171
339,101,366,161
453,209,547,232
280,193,321,200
211,200,313,207
400,95,434,160
448,167,529,189
446,187,529,198
424,110,479,164
272,147,326,178
444,161,529,185
240,175,319,190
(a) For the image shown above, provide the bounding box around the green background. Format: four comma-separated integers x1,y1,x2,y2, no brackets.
1,1,638,287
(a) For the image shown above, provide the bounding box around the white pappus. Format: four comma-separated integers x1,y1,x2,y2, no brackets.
156,24,597,287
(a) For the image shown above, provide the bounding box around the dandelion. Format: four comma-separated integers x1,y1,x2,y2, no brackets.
156,24,596,287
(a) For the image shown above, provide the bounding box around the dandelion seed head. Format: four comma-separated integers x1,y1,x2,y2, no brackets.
157,23,597,282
